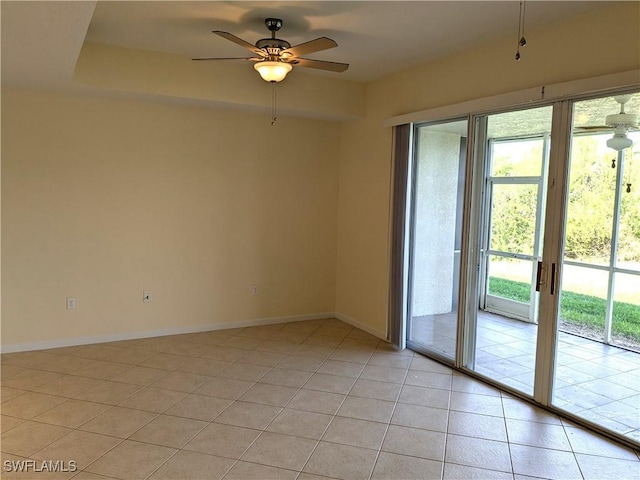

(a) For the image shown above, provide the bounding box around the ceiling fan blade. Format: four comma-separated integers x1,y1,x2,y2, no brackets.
192,57,261,61
281,37,337,58
213,31,266,57
288,57,349,73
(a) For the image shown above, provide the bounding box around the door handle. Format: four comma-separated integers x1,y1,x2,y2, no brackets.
550,263,557,295
535,261,546,292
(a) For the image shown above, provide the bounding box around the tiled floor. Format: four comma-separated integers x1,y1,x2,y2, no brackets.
411,311,640,444
1,318,639,480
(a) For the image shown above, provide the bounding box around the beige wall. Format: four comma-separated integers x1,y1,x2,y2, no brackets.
335,2,640,335
2,88,340,347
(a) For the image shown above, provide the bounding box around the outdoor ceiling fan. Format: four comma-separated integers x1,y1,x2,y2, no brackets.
193,18,349,83
577,95,638,152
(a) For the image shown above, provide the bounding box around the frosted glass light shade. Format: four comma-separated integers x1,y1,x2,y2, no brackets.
607,134,633,151
254,61,292,82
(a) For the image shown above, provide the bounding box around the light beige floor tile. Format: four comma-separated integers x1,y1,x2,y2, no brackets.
222,336,264,350
200,346,249,362
317,360,364,378
337,396,395,423
140,352,194,370
255,340,298,355
372,452,443,480
213,401,281,429
1,351,60,369
398,384,450,409
287,390,345,415
449,391,504,417
382,425,446,461
445,434,512,473
0,415,24,433
149,450,234,480
350,379,401,402
509,444,582,479
575,452,640,480
451,373,502,396
323,417,387,450
443,463,514,480
241,431,317,470
34,375,104,398
150,371,211,393
259,368,313,388
405,370,452,390
102,347,157,365
0,420,71,456
74,380,142,404
72,361,132,380
291,344,334,359
108,365,168,386
448,410,508,442
277,355,324,372
32,430,121,470
0,365,28,380
328,349,373,364
79,406,157,438
223,461,298,480
2,369,64,390
165,394,232,421
303,441,378,480
360,365,407,383
161,341,209,357
367,352,413,369
71,472,119,479
266,408,333,440
505,418,571,450
410,355,454,374
303,373,355,394
178,358,229,377
1,391,67,419
72,345,126,361
565,425,639,460
303,334,343,348
194,377,254,399
85,440,176,480
118,387,186,413
130,414,207,448
33,399,110,428
218,363,271,382
237,351,286,367
37,355,95,374
1,387,27,403
297,473,336,480
501,397,562,425
184,423,260,459
239,383,298,407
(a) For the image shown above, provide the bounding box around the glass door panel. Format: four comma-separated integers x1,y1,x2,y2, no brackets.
468,105,552,397
407,119,468,361
551,93,640,445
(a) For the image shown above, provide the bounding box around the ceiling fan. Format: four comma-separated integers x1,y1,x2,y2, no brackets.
576,95,638,152
193,18,349,83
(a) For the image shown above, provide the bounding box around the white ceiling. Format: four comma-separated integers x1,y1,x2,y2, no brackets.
2,0,615,87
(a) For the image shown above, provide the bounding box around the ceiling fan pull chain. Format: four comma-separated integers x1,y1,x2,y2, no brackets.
515,1,527,60
612,158,616,169
271,82,278,126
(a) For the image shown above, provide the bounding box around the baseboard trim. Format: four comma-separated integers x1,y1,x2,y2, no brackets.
334,312,388,341
0,312,336,353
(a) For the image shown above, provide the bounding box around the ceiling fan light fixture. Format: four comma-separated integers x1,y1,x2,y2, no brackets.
254,61,292,83
607,133,633,152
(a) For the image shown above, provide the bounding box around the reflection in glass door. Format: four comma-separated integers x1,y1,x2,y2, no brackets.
551,94,640,444
468,106,552,396
407,119,468,361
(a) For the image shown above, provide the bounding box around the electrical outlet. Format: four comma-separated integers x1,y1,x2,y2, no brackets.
251,284,260,295
66,297,76,310
143,290,152,303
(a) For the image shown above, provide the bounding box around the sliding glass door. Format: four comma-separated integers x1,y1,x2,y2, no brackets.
405,90,640,447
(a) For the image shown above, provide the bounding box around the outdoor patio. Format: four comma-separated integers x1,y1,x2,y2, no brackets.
410,311,640,443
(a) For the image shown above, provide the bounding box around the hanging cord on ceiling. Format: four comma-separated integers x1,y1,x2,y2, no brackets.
515,0,527,61
271,81,278,126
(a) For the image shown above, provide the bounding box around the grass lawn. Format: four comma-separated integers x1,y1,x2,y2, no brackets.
488,277,640,343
